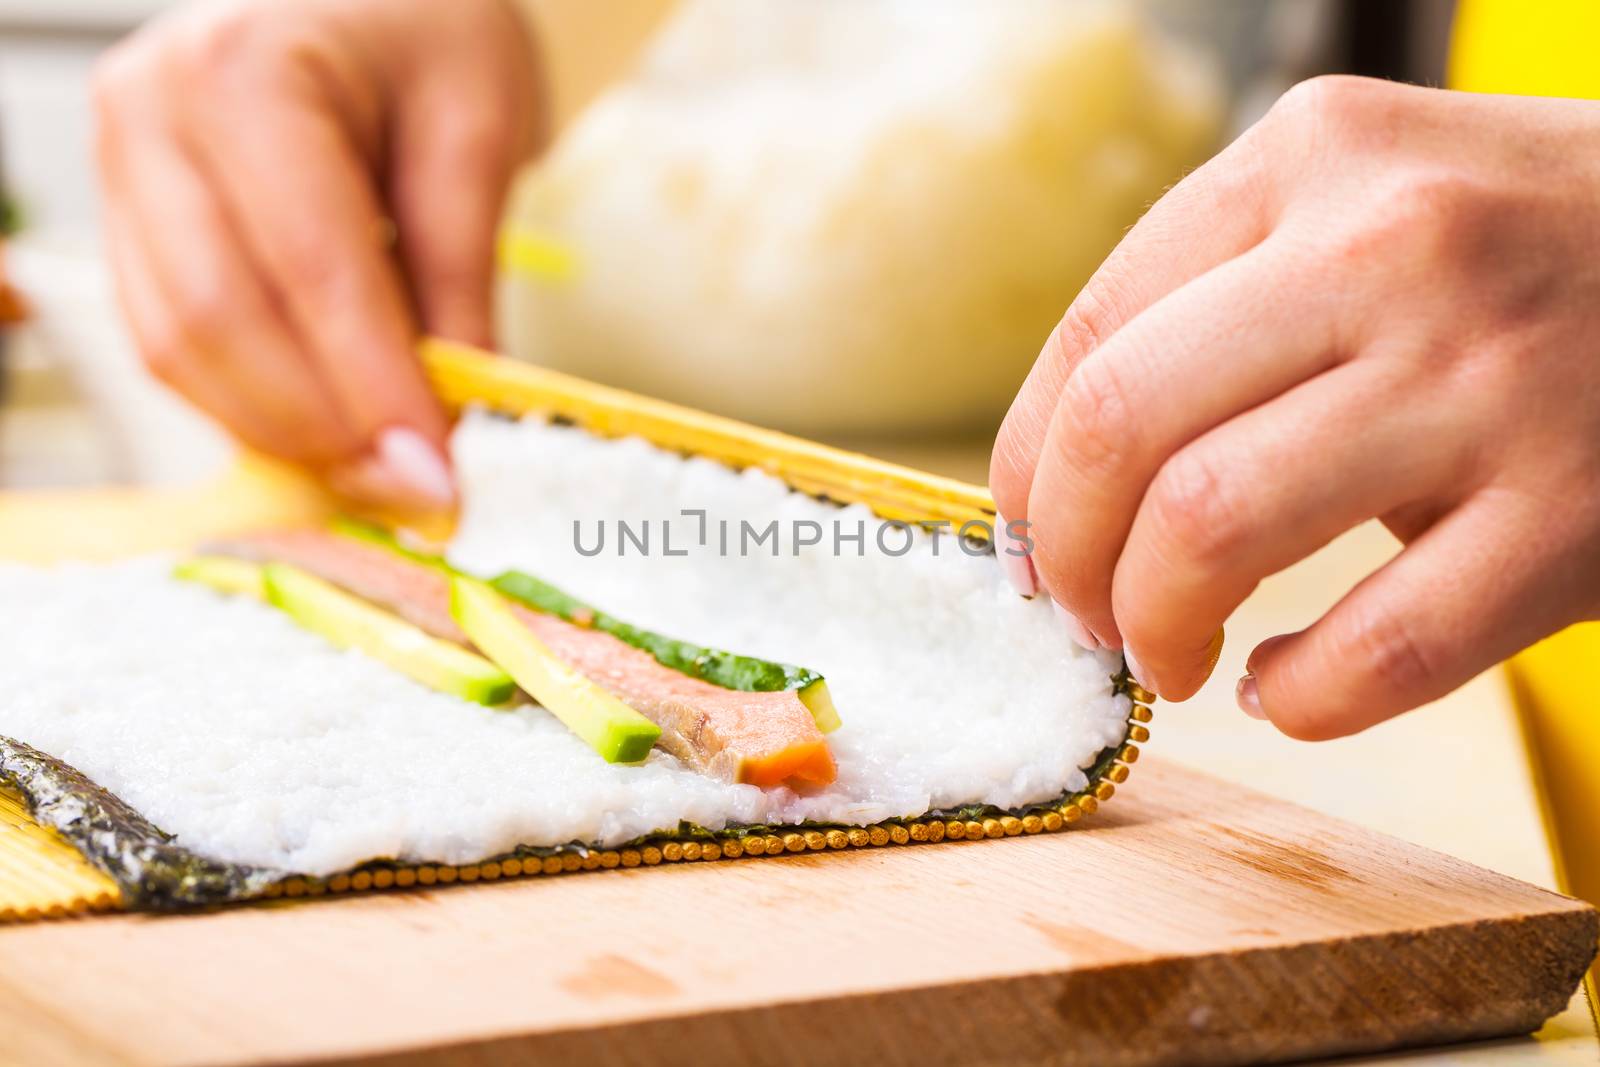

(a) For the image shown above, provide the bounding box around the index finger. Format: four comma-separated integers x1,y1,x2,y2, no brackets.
989,133,1276,528
184,91,449,454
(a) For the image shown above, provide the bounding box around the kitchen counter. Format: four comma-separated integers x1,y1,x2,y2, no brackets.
0,447,1594,1064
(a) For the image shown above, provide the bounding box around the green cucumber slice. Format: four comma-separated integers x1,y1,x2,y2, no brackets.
331,518,842,735
173,556,267,599
489,571,840,733
797,678,842,734
263,563,515,707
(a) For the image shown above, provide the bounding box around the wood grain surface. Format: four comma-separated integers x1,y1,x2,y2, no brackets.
1,758,1591,1067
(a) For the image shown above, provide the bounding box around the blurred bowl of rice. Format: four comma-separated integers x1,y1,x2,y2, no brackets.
499,0,1223,436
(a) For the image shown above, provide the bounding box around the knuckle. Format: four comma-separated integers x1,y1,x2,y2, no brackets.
89,45,153,125
1145,449,1250,569
439,114,512,175
1056,359,1137,478
1345,602,1438,697
170,280,234,346
1265,75,1399,166
174,11,314,105
1270,74,1381,132
269,231,344,295
1398,170,1503,264
88,56,127,118
988,423,1038,522
179,7,275,77
1318,204,1410,276
1054,283,1120,363
1318,168,1499,291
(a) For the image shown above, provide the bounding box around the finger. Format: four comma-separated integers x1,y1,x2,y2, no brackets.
989,131,1278,528
104,200,302,457
105,126,362,465
1245,490,1581,740
184,88,450,455
1110,359,1479,700
1027,238,1344,648
389,71,539,347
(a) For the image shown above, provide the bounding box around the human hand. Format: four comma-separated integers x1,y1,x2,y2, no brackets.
990,76,1600,738
94,0,544,507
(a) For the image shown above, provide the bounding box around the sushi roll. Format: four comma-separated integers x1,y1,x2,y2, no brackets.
0,344,1146,910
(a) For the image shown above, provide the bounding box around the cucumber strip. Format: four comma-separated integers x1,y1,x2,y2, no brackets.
263,564,516,708
329,517,453,573
173,556,267,599
489,571,840,733
449,577,661,763
797,679,842,734
332,518,841,734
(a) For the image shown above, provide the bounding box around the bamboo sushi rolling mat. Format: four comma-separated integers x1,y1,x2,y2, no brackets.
0,343,1595,1065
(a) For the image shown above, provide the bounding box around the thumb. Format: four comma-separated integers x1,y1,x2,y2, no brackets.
1244,494,1569,740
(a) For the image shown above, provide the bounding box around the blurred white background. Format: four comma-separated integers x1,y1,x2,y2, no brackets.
1,0,231,488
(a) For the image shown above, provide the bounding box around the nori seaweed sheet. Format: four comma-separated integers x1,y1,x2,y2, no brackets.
0,736,284,909
0,702,1132,912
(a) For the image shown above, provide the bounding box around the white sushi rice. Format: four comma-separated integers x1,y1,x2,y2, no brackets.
0,413,1129,875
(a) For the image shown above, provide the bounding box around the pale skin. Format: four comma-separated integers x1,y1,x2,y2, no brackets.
93,0,544,507
993,75,1600,736
96,2,1600,735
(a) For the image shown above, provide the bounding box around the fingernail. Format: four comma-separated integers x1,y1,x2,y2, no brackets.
375,426,455,509
1123,647,1154,695
1053,600,1101,651
1236,673,1266,719
1247,633,1289,675
993,512,1038,598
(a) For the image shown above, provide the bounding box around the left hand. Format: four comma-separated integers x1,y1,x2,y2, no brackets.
93,0,544,507
989,76,1600,739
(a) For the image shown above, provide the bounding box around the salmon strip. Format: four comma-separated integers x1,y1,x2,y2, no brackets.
213,531,835,788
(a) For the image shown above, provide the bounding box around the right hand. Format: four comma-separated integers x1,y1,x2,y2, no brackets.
94,0,545,507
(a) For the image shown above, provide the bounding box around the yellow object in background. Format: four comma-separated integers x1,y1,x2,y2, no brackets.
1451,0,1600,978
1450,0,1600,98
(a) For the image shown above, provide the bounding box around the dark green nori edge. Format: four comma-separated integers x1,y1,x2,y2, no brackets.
0,673,1134,913
334,517,823,696
8,501,1135,911
0,736,284,910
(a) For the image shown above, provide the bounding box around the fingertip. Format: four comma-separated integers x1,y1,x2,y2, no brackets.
376,425,455,509
1122,646,1153,694
987,432,1034,535
1052,599,1102,652
1028,528,1122,652
1245,630,1359,741
332,426,456,513
993,511,1039,598
1151,626,1226,702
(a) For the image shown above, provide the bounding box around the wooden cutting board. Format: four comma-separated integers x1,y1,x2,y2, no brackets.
0,757,1591,1067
